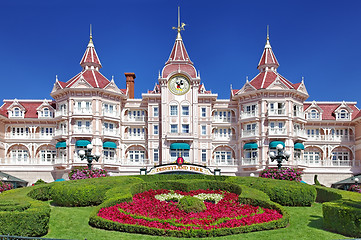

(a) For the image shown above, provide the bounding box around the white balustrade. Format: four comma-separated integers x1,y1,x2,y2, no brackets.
242,129,258,137
268,109,286,116
240,111,258,119
269,128,286,135
242,158,258,165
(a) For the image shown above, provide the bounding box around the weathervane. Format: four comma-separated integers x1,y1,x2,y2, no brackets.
172,7,186,36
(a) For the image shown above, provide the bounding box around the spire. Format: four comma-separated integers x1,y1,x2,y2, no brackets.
166,7,192,64
80,25,102,70
257,26,279,72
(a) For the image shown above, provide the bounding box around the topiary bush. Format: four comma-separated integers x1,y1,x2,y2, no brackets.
27,184,53,201
177,195,206,213
227,176,316,206
314,185,342,203
323,199,361,237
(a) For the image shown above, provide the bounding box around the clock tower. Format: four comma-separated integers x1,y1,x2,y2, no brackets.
158,7,201,164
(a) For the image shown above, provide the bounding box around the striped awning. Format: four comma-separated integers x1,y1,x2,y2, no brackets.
269,141,285,149
75,140,91,147
170,143,190,150
243,142,258,150
103,141,117,149
55,141,66,148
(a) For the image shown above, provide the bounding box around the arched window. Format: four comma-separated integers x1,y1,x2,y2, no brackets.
338,109,349,120
13,107,21,117
304,147,321,165
308,109,319,119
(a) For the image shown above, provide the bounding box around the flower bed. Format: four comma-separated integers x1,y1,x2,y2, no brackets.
69,167,108,180
349,184,361,193
260,167,302,182
97,189,283,233
0,181,13,193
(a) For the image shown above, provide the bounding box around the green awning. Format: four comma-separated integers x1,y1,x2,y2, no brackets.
55,141,66,148
243,142,258,150
170,143,190,150
294,142,305,150
103,141,117,149
75,140,91,147
269,141,285,149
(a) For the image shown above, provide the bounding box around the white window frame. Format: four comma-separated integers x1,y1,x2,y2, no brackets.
153,107,159,117
170,124,178,133
170,105,178,116
154,149,159,162
201,107,206,117
182,124,189,133
182,105,189,116
202,149,207,162
201,125,206,135
154,125,159,135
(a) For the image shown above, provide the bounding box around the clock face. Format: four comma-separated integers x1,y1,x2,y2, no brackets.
168,75,190,95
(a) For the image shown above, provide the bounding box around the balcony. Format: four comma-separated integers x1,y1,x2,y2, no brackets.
241,129,258,138
166,132,193,140
55,110,67,117
293,111,305,119
268,128,287,135
73,107,92,115
103,129,119,137
5,133,31,139
212,135,235,141
326,135,355,142
295,159,360,167
241,157,258,165
37,133,55,139
293,129,307,138
73,127,92,134
0,158,66,165
55,129,67,136
240,111,258,119
122,159,150,166
124,116,146,122
102,110,119,118
268,109,286,116
212,117,236,123
210,158,236,166
124,134,146,140
307,135,325,141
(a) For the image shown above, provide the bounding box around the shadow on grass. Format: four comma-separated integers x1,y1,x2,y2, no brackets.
308,215,324,230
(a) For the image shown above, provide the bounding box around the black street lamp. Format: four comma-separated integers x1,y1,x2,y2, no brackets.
269,144,291,169
78,144,101,170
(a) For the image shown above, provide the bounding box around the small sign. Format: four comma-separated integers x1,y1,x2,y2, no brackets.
176,156,184,166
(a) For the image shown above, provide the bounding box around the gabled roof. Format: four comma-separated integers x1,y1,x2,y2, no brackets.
63,70,111,89
0,100,56,118
257,37,279,71
248,71,295,90
80,35,102,69
304,101,359,120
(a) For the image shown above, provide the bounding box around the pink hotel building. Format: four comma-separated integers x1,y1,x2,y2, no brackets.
0,26,360,187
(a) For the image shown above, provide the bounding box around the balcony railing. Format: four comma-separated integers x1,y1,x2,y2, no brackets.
124,116,146,122
295,159,360,167
55,129,67,136
103,129,119,136
212,135,235,141
327,135,355,142
241,157,258,165
124,134,146,140
294,129,307,138
37,133,55,139
293,111,305,118
307,135,325,141
241,129,258,137
212,117,236,123
268,109,286,116
122,159,150,165
73,107,92,115
5,133,31,139
211,158,236,166
73,127,92,134
240,111,258,119
268,128,287,135
0,158,66,165
102,110,119,118
55,110,67,117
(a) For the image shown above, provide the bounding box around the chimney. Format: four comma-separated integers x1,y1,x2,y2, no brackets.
124,72,136,99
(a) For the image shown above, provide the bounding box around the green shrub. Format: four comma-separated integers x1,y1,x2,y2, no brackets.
138,174,229,182
51,183,108,207
33,179,47,185
178,196,206,213
227,176,316,206
314,185,342,203
323,200,361,237
0,188,50,237
27,184,53,201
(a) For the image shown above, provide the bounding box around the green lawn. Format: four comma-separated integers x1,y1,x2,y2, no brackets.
44,203,349,240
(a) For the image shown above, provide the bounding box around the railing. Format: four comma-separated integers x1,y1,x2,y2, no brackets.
268,128,287,135
211,158,236,166
73,127,92,134
293,129,307,138
212,135,235,141
212,117,236,123
124,134,146,140
166,132,192,137
124,116,146,122
326,135,355,142
55,130,67,136
293,111,305,118
242,158,258,165
122,159,150,165
73,107,92,115
37,133,55,139
103,129,119,136
102,110,119,118
295,159,360,167
0,158,66,165
241,129,258,137
307,135,325,141
268,109,286,116
5,133,31,139
55,110,67,117
240,111,258,119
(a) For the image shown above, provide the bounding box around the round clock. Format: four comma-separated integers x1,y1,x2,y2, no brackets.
168,75,190,95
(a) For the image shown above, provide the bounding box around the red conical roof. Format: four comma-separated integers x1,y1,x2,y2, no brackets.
257,37,279,72
80,35,102,70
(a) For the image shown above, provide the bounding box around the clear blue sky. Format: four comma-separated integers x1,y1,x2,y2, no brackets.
0,0,360,104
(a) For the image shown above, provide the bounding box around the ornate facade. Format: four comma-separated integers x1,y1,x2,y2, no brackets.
0,24,360,186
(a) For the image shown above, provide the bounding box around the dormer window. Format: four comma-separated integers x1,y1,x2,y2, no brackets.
38,107,53,118
14,107,21,117
337,109,349,120
308,109,319,120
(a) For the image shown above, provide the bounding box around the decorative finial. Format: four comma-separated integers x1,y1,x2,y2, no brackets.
246,76,249,82
172,6,185,39
111,75,114,81
158,70,161,78
230,84,233,90
88,24,94,46
55,75,58,81
302,76,304,82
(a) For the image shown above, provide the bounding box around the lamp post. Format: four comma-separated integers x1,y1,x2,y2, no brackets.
355,177,359,186
78,144,101,170
269,144,291,170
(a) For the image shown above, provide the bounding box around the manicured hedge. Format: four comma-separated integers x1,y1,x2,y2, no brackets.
131,180,243,196
27,184,53,201
90,180,289,238
227,176,316,206
314,185,342,203
323,199,361,237
138,174,229,182
0,188,50,237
